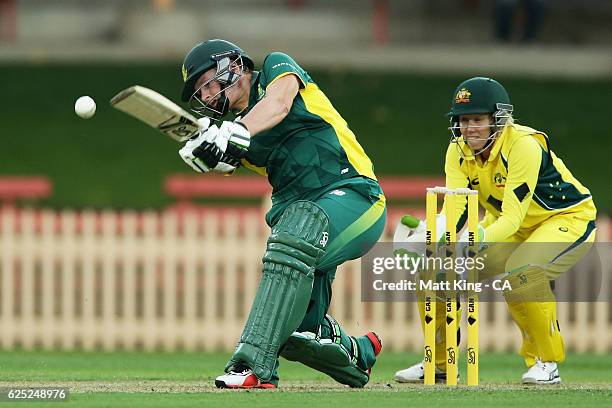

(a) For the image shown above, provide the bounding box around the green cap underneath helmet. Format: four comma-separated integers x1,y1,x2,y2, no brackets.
180,39,254,102
446,77,511,117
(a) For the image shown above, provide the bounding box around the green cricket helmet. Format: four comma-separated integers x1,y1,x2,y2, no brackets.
180,39,254,117
447,77,512,118
447,77,514,156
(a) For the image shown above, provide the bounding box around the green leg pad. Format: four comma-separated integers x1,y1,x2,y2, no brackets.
281,332,370,388
226,201,329,382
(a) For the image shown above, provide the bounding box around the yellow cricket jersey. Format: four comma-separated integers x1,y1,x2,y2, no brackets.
444,123,597,242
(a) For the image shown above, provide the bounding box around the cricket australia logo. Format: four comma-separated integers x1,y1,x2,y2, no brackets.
494,172,506,187
455,88,471,104
319,232,329,247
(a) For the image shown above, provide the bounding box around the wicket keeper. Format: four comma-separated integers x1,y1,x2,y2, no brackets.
178,39,385,389
394,77,597,384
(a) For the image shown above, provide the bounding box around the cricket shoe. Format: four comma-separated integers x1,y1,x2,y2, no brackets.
394,361,458,383
280,331,381,388
522,360,561,385
215,368,276,389
365,331,383,375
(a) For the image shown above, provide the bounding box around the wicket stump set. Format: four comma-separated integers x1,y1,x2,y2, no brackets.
424,187,479,386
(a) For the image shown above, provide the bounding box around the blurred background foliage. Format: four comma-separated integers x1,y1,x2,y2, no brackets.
2,63,609,211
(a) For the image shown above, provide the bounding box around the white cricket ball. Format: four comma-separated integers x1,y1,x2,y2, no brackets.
75,96,96,119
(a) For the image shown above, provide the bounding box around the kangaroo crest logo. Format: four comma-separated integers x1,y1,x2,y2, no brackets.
455,88,471,104
494,172,507,187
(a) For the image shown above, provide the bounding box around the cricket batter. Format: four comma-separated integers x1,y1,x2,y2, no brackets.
394,77,596,384
177,39,385,389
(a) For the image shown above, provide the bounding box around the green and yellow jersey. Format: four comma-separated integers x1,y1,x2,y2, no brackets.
239,52,381,224
444,123,597,242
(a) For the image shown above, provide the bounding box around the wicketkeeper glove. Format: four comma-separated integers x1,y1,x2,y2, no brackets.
393,213,451,257
456,224,487,257
393,214,427,258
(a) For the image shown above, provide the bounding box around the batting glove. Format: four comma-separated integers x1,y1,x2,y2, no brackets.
215,121,251,160
179,125,239,174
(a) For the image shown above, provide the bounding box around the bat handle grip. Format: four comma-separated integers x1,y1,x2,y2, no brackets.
197,117,211,131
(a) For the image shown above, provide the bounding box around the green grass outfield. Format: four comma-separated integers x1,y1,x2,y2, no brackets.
0,351,609,407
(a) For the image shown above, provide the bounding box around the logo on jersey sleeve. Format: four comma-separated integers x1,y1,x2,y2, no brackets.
257,84,265,101
455,88,471,104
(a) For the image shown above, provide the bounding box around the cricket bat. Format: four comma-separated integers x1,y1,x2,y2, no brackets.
110,85,208,142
